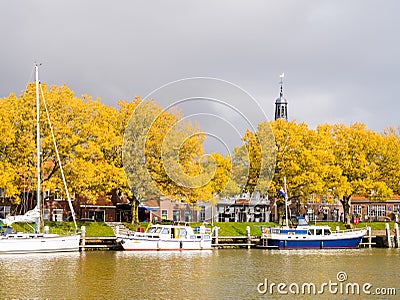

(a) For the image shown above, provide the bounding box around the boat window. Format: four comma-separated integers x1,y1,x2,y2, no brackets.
308,229,314,235
298,218,309,226
161,228,170,234
147,227,156,233
155,227,163,233
180,228,187,237
315,229,323,235
324,229,331,235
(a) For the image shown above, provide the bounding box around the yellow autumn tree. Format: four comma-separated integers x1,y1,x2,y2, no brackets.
123,100,233,223
0,93,21,201
328,123,393,224
268,120,328,199
0,82,132,207
232,123,276,195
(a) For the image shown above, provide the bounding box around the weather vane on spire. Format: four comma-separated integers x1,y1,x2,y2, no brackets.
274,72,288,121
279,72,285,96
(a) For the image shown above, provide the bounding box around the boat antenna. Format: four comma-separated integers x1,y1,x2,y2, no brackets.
39,84,78,232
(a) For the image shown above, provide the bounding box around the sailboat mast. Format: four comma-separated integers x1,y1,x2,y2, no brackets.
35,64,41,233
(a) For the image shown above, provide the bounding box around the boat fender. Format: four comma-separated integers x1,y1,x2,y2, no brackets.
157,240,160,250
200,239,204,249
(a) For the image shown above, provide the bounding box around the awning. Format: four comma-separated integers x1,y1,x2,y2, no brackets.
138,204,156,211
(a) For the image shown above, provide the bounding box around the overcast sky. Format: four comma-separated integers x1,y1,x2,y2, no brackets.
1,1,400,153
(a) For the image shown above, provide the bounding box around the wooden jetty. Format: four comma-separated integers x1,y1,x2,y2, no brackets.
80,236,121,251
212,226,257,249
359,224,400,248
79,226,122,251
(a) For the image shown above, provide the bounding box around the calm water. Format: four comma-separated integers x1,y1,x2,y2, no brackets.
0,248,399,299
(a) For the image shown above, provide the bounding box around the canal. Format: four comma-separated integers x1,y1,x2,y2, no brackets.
0,248,399,299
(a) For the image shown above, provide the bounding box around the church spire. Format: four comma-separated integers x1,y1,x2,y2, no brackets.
274,72,288,121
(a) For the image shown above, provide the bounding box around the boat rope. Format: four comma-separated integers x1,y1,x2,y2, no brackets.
39,84,78,232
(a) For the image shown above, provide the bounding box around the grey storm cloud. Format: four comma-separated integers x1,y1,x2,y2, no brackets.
1,0,400,153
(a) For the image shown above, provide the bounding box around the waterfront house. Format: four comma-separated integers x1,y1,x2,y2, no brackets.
213,192,271,223
350,195,400,222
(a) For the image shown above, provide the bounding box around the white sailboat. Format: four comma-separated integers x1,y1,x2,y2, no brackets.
0,64,80,254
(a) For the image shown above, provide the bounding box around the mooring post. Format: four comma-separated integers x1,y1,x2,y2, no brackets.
246,226,251,249
385,223,392,248
367,226,372,249
81,225,86,249
394,223,399,248
214,226,219,248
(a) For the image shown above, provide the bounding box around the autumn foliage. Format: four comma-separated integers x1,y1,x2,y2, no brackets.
1,82,400,226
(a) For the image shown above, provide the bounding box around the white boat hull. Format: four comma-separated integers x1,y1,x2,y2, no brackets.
118,236,212,251
0,234,80,254
117,224,212,251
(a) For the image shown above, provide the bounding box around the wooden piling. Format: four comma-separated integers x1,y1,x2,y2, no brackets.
394,223,399,248
81,226,86,248
214,226,219,248
385,223,392,248
367,226,372,249
246,226,251,249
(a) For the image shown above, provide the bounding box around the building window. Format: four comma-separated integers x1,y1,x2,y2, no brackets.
184,210,192,222
54,188,62,201
307,209,315,222
0,205,10,219
161,210,168,220
88,210,105,222
43,209,50,221
199,207,205,222
172,210,180,222
394,205,400,213
352,205,362,217
52,209,63,222
368,205,386,217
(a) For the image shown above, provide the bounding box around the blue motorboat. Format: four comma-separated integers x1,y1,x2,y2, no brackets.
261,217,367,249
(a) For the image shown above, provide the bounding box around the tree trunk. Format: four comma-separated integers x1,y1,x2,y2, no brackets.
340,196,352,226
277,203,285,226
131,196,140,225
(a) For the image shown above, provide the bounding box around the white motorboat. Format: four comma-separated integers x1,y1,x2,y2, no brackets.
117,224,212,251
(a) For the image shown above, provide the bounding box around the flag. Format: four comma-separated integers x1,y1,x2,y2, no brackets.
278,187,287,198
280,72,285,79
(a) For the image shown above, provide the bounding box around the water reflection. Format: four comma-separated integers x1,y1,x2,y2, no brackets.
0,249,399,299
0,252,81,299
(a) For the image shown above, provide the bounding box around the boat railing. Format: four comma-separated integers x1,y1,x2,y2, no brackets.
132,232,160,239
332,227,367,234
260,227,281,237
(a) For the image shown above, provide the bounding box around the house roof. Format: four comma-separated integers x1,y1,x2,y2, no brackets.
142,199,160,208
351,194,400,202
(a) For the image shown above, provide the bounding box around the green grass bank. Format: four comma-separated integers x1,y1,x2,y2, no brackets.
6,220,397,237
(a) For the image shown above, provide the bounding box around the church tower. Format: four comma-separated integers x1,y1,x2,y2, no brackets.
274,73,288,121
